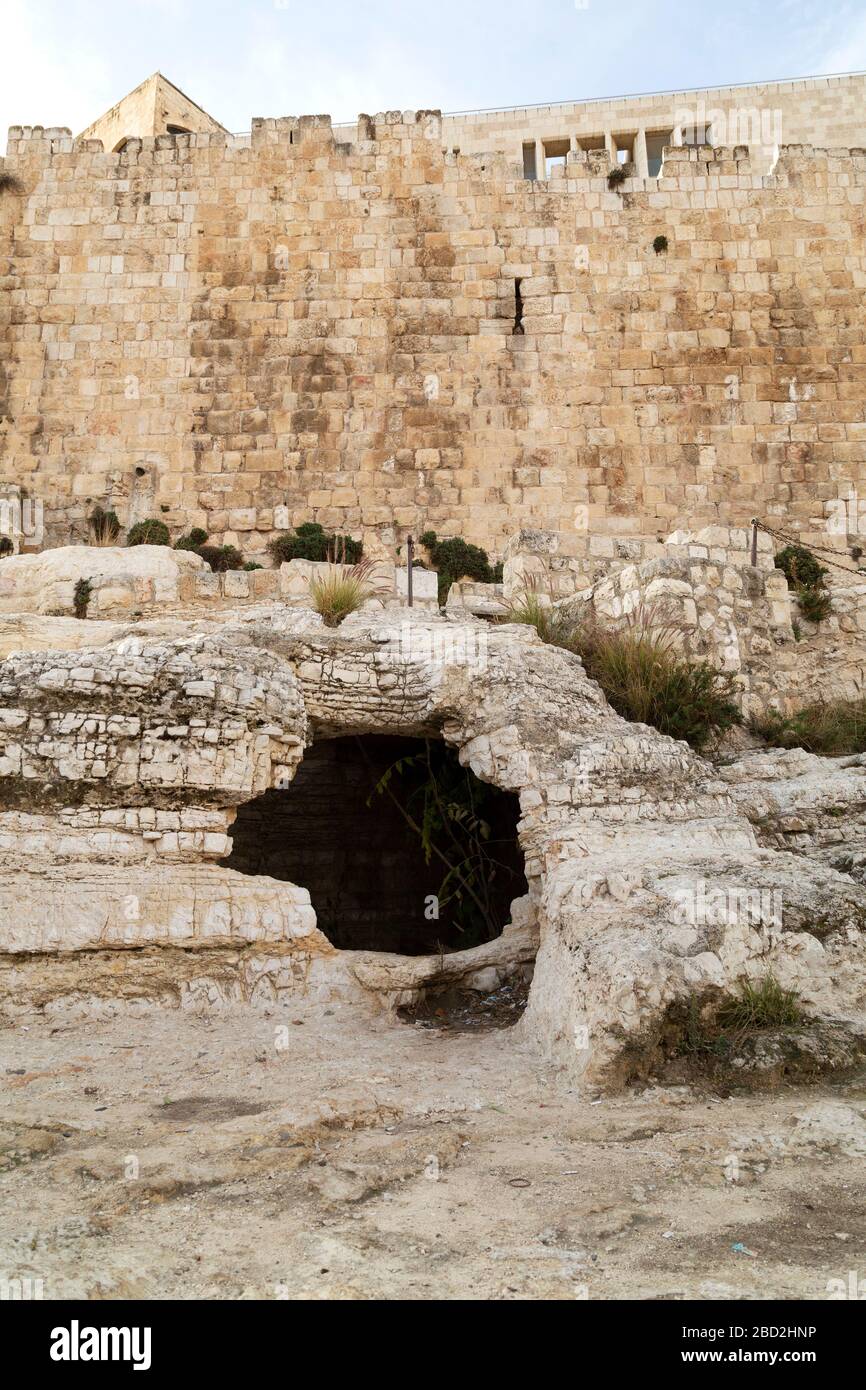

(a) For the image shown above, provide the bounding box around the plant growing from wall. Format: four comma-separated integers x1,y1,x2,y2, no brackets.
87,506,121,546
268,522,362,566
419,530,502,604
774,543,831,623
196,544,244,572
126,518,170,547
653,234,669,254
173,528,244,571
0,537,13,559
173,527,209,552
364,738,523,946
174,526,251,572
607,166,627,189
796,584,832,623
0,173,22,195
73,578,92,619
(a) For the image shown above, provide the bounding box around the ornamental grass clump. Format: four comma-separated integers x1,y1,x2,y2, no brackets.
506,592,740,751
309,557,379,627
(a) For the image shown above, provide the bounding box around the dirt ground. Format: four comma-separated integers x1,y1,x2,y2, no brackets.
1,999,864,1301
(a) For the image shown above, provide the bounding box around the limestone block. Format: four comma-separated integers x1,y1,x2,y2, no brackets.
395,566,437,602
0,547,207,617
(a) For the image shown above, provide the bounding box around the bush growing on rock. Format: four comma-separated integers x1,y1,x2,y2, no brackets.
717,975,803,1032
196,544,245,573
309,559,378,627
420,530,502,604
750,697,866,756
506,594,740,751
268,522,362,566
172,530,245,571
73,577,92,618
173,527,209,552
126,519,170,547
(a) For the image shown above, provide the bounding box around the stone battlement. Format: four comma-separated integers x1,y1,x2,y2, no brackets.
6,111,865,177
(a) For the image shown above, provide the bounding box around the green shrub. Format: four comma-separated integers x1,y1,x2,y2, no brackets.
243,561,264,571
268,522,362,566
574,622,740,750
797,585,832,624
126,518,170,547
73,577,92,619
775,544,825,591
420,530,500,604
172,529,246,572
750,698,866,756
174,527,209,552
507,596,741,751
676,976,803,1057
652,234,669,254
607,166,627,188
87,506,121,546
717,976,802,1033
775,543,831,624
196,544,244,573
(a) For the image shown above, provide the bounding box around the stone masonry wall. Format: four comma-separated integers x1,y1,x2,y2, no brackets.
442,71,866,170
549,525,866,717
1,115,866,562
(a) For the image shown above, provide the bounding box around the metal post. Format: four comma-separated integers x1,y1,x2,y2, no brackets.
750,519,758,569
406,534,414,608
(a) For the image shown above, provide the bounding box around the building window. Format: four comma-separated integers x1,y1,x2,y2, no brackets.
645,130,673,177
522,142,538,180
543,138,570,177
612,132,637,166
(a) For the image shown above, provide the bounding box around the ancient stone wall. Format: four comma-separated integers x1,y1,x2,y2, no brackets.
2,113,866,562
507,523,866,717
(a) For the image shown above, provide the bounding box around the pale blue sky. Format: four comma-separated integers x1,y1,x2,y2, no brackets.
4,0,866,140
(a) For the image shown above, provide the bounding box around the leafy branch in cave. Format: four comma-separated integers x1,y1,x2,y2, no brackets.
360,737,523,947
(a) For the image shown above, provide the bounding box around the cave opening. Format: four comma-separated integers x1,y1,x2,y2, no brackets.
222,735,528,956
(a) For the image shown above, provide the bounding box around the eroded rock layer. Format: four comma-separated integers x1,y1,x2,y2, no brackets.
1,603,863,1087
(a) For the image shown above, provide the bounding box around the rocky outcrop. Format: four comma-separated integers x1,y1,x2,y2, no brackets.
0,545,207,617
0,604,864,1088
